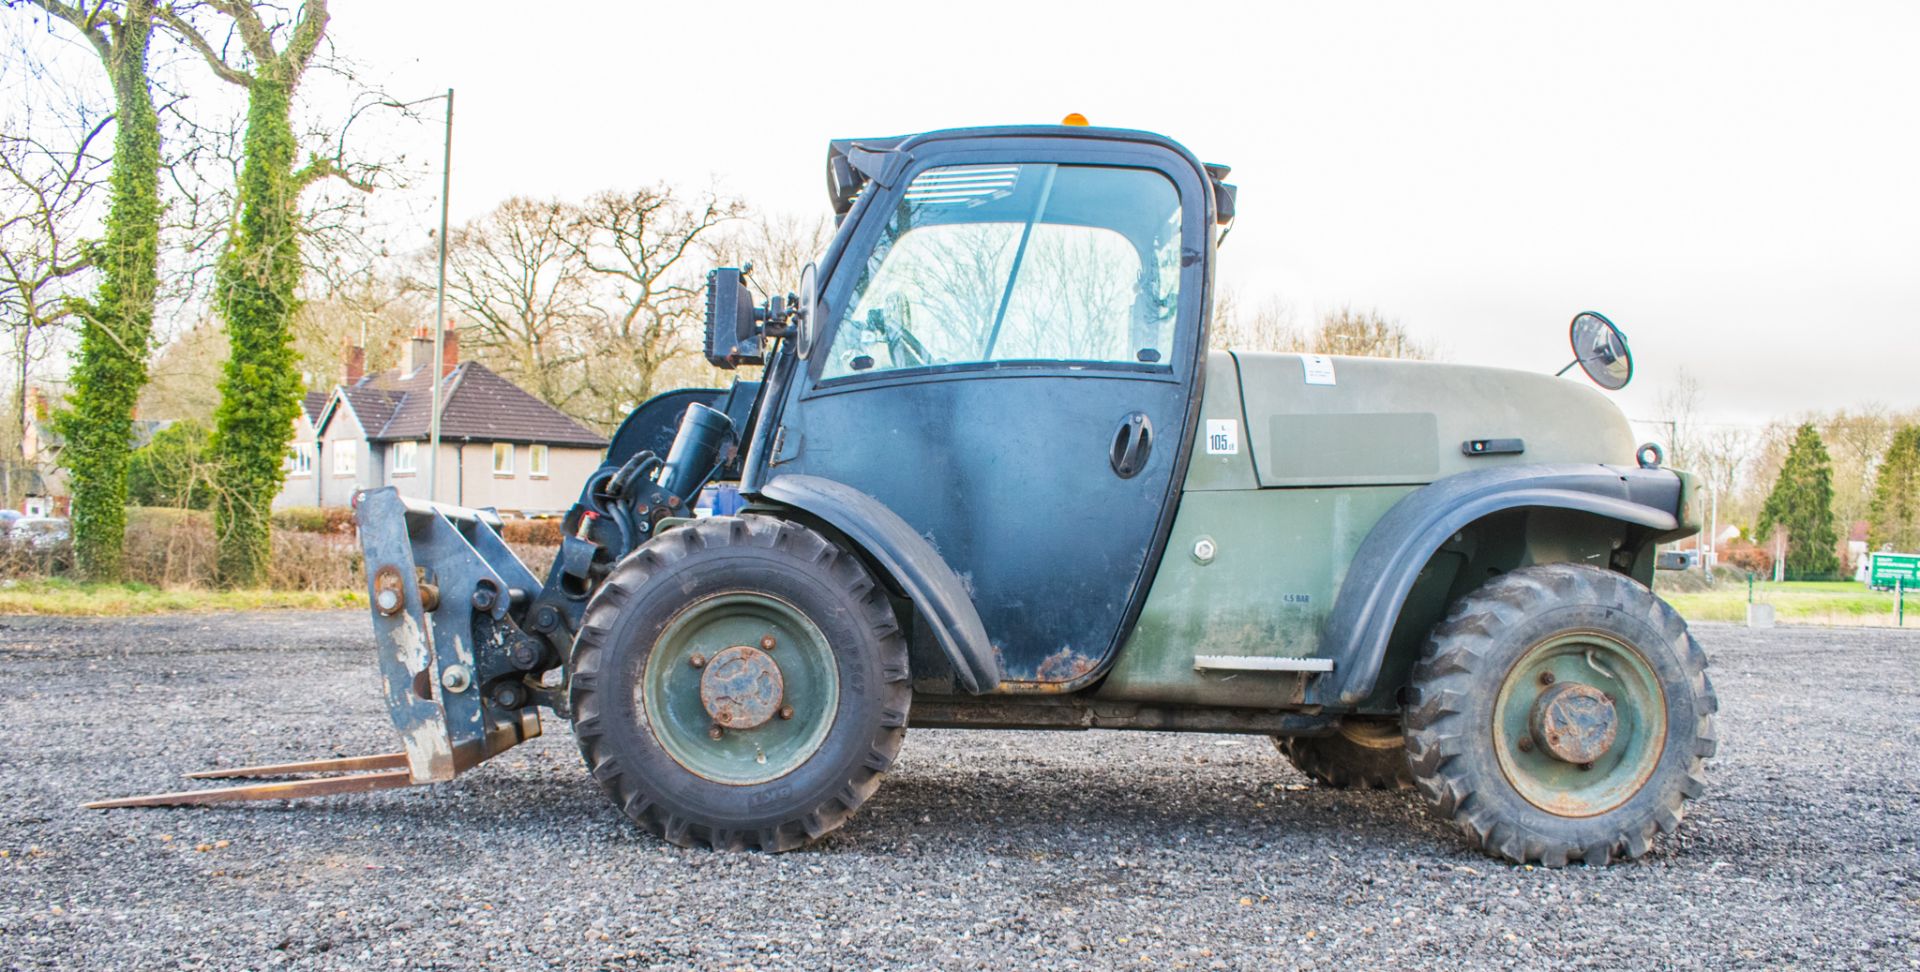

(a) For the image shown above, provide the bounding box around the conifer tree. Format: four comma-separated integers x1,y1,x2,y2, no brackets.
1756,423,1840,579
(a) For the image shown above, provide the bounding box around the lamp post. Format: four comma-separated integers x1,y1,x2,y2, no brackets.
426,88,454,503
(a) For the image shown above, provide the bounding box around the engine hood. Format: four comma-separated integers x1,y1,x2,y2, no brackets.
1227,351,1638,488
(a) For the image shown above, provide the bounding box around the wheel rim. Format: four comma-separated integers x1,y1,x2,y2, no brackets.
640,592,840,785
1492,631,1667,817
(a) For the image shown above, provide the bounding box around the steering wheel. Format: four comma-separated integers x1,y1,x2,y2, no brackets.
866,304,931,368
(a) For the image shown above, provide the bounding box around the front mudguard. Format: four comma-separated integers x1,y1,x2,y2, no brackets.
753,474,1001,694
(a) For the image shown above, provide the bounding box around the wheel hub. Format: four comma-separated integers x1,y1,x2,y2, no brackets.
699,644,785,730
1528,681,1617,764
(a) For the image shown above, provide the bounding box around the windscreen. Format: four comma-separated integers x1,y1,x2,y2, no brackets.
822,163,1182,379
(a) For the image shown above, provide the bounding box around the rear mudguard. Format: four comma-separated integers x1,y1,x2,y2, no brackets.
754,474,1001,694
1313,462,1693,707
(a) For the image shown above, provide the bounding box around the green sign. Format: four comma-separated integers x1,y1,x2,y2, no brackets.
1868,552,1920,590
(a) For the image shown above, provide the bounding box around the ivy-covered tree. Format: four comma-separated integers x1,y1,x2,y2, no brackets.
1755,423,1840,579
161,0,336,586
1868,425,1920,552
25,0,162,579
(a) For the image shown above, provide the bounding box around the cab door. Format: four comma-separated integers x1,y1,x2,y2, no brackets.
770,134,1212,690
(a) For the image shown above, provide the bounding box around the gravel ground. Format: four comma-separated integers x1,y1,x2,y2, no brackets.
0,612,1915,970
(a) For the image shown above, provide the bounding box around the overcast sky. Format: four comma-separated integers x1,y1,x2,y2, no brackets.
329,2,1914,425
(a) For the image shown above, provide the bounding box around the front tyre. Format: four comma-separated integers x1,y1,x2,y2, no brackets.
569,515,910,851
1404,563,1717,866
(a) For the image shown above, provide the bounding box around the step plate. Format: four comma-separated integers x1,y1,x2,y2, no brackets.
1192,654,1333,673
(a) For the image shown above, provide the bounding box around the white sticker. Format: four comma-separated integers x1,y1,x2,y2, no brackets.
1205,419,1239,455
1303,354,1337,385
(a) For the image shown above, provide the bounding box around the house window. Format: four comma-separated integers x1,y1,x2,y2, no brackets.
492,442,514,476
392,441,417,475
529,444,549,478
333,441,356,477
286,443,314,477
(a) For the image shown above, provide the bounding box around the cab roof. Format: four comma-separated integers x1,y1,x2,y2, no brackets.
826,125,1234,223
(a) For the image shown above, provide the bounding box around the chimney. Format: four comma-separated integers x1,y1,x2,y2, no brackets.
407,326,434,375
439,326,458,377
343,341,365,384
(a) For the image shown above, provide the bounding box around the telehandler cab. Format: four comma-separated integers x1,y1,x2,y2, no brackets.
95,122,1715,866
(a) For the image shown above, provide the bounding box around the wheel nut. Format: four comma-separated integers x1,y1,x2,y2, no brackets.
1539,671,1556,686
708,725,724,740
779,705,794,720
689,653,706,669
760,635,776,650
1517,737,1534,753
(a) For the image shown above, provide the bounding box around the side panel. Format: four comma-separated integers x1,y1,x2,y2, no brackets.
1096,485,1412,707
1232,353,1641,488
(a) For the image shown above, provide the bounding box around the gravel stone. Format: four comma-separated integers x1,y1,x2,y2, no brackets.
0,612,1914,970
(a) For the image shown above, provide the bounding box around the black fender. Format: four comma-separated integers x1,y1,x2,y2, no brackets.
1315,463,1691,707
605,388,722,467
752,474,1000,694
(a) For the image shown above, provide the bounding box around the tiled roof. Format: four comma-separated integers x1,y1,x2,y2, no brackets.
301,391,330,423
341,386,403,435
327,362,606,448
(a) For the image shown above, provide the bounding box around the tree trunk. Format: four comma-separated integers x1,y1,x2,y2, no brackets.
210,74,304,587
58,0,161,580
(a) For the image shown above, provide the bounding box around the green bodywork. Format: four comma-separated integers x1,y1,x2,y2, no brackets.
1099,351,1683,713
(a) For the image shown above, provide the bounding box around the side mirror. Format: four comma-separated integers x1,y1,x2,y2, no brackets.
793,262,818,360
703,267,762,368
1559,311,1633,390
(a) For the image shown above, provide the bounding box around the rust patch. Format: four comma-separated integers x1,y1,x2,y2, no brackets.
1034,647,1098,682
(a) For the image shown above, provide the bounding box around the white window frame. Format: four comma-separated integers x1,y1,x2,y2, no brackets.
391,441,418,475
492,442,514,477
529,443,549,478
287,443,314,477
333,440,356,477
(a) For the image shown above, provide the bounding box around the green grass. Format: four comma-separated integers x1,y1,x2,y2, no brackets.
1662,579,1915,627
0,579,365,616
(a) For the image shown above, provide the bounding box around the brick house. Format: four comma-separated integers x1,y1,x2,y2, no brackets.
278,330,607,515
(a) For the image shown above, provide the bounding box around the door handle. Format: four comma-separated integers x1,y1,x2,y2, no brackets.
1109,412,1153,479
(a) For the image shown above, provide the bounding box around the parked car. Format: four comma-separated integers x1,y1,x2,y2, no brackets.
9,516,71,550
0,509,20,531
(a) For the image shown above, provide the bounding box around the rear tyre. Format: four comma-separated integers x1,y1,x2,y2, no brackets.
569,515,910,851
1275,718,1413,789
1404,563,1717,866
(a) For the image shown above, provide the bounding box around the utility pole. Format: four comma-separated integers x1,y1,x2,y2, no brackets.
426,88,454,503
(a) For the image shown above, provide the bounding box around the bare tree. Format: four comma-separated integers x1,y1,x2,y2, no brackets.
0,35,111,500
564,185,742,429
1309,305,1432,359
1209,287,1299,352
289,274,419,387
707,210,826,298
435,196,599,409
1820,406,1895,531
1654,369,1703,471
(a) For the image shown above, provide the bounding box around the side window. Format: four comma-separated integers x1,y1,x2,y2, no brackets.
492,442,514,476
822,164,1183,379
